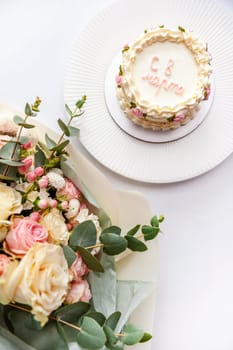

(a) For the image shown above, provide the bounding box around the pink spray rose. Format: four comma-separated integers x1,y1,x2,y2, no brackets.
115,75,122,85
0,254,11,276
18,156,33,175
70,252,89,280
65,279,91,304
57,179,81,201
5,217,48,256
174,113,186,122
131,108,143,118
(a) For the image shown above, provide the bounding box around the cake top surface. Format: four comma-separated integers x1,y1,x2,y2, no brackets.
121,27,212,113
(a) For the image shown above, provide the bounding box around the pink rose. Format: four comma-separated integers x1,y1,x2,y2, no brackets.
204,84,211,100
38,175,49,189
0,254,11,276
131,108,143,118
18,156,33,175
174,113,186,122
5,217,48,256
65,279,91,304
57,179,81,201
70,252,89,280
115,75,122,85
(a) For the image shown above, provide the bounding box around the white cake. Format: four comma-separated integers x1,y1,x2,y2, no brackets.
116,26,212,130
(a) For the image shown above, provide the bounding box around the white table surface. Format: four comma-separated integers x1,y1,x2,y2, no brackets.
0,1,233,349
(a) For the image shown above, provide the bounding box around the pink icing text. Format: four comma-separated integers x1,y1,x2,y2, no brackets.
142,56,185,96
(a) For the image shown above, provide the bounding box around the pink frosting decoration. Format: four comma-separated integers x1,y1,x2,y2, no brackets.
165,59,175,76
5,217,48,256
0,254,11,276
65,279,91,304
204,84,211,100
115,75,122,85
150,56,159,72
174,113,186,122
131,108,143,117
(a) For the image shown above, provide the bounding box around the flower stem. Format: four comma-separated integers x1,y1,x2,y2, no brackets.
85,243,104,250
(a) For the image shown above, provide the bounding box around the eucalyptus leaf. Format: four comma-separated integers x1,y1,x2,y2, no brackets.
139,332,152,343
86,312,106,326
125,235,147,252
69,220,97,249
38,141,50,156
142,225,160,241
103,325,118,346
0,326,36,350
76,246,104,273
50,139,69,153
18,123,35,129
0,174,16,181
100,233,127,256
25,103,32,116
34,146,46,167
13,115,24,125
150,215,159,228
65,104,73,117
105,311,121,330
62,245,76,267
45,133,56,149
126,224,140,236
58,118,70,137
122,324,144,345
75,96,86,110
68,126,80,136
53,301,90,323
101,226,121,236
76,316,106,350
0,159,22,166
0,140,20,159
56,323,69,350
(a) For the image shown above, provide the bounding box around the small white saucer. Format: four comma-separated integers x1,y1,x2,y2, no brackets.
104,53,214,143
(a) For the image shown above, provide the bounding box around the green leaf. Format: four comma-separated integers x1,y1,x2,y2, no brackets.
100,233,127,256
77,316,106,350
69,220,97,249
38,141,50,156
178,25,185,32
56,323,69,350
142,225,160,241
34,146,46,167
105,311,121,330
159,214,165,223
62,245,76,267
101,226,121,236
139,332,152,343
68,125,80,136
24,314,42,330
0,140,20,159
75,95,86,109
57,118,70,137
18,123,35,129
86,312,106,326
125,235,147,252
122,324,144,345
65,104,72,117
76,245,104,272
50,139,69,153
13,115,24,125
53,302,90,323
45,133,56,149
150,215,159,228
103,325,118,349
126,224,140,236
25,102,32,116
0,159,22,166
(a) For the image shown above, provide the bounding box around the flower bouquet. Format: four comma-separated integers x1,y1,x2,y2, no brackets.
0,98,163,350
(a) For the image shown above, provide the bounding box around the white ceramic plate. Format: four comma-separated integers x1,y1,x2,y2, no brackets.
64,0,233,183
0,103,158,350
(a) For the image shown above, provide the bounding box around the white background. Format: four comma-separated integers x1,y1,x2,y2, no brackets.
0,1,233,349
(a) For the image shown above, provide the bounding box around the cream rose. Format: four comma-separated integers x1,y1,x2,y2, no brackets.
0,183,22,220
40,208,69,245
0,243,69,325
